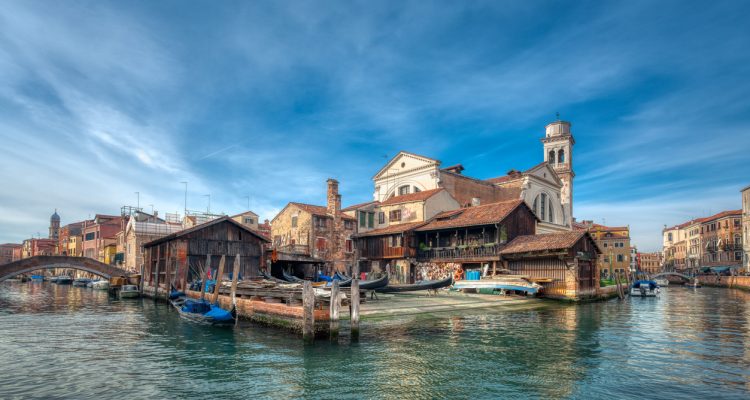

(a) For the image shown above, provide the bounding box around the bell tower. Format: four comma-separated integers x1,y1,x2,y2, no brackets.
542,118,575,224
49,209,61,240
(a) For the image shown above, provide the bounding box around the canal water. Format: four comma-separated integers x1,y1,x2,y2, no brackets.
0,283,749,399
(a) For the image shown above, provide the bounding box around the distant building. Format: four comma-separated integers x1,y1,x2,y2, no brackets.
118,210,182,272
231,211,259,231
270,179,357,277
48,210,60,241
58,222,84,256
21,238,57,258
630,246,638,272
742,185,750,272
638,252,663,274
577,221,631,277
81,215,123,262
699,210,742,270
0,243,22,265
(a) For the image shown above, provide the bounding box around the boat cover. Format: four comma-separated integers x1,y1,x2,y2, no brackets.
632,280,658,290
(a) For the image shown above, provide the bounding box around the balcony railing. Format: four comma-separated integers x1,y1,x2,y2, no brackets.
417,244,501,261
359,246,413,259
277,244,310,255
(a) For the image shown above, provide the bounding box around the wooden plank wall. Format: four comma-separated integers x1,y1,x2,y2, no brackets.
509,258,567,297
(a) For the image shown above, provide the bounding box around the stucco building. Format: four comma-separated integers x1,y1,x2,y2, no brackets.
638,252,663,274
742,185,750,271
81,214,123,262
699,210,742,269
58,222,84,256
0,243,22,265
577,222,630,277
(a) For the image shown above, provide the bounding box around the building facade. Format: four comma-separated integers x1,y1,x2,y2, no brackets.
81,215,123,262
0,243,22,265
742,185,750,271
577,222,630,277
117,211,183,272
270,179,357,277
21,238,57,258
58,222,84,256
699,210,742,269
637,252,663,274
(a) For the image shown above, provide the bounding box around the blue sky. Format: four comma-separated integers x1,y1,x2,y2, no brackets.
1,0,749,251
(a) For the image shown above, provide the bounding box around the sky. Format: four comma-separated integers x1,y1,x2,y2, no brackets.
1,0,749,251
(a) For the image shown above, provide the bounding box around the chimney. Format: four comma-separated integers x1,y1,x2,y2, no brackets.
471,197,481,207
327,178,340,216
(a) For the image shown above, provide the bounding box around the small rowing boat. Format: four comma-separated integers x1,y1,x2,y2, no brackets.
170,290,236,326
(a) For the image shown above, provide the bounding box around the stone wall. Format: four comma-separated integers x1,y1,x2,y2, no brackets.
698,275,750,290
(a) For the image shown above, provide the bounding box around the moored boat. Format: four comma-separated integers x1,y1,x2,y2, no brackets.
358,274,389,290
376,276,453,293
169,290,236,326
55,276,73,285
92,280,110,290
73,278,92,287
453,277,542,295
119,285,140,298
654,278,669,287
630,280,660,297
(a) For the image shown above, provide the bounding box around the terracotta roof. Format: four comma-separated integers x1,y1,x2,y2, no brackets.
416,200,530,231
379,188,445,206
354,221,428,237
342,200,380,212
144,216,270,247
700,209,742,223
500,231,591,254
589,223,629,232
288,202,357,221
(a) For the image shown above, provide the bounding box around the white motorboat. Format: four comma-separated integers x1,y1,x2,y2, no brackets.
654,278,669,287
92,280,110,290
630,280,660,297
119,285,140,298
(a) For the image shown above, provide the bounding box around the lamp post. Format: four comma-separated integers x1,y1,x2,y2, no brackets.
135,192,140,209
180,181,188,217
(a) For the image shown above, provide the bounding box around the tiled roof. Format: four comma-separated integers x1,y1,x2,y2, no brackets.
416,199,529,231
700,209,742,223
144,216,270,247
289,202,357,221
379,188,445,206
354,221,428,237
500,231,589,254
589,223,629,232
342,200,380,212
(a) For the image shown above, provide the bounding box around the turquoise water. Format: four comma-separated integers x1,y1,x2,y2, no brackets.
0,282,749,399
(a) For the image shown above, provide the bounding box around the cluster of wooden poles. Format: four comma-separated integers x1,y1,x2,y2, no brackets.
301,278,360,344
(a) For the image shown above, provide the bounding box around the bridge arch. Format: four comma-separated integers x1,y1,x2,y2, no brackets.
651,272,695,282
0,256,133,282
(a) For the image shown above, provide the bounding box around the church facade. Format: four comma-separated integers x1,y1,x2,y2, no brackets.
369,119,575,233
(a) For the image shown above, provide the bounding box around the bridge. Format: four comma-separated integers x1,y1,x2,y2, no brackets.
0,256,133,282
650,272,698,283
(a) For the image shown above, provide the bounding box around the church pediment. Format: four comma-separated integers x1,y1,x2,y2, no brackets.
372,151,441,180
524,162,563,187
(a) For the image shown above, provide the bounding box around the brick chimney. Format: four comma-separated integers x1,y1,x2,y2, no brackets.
327,178,340,216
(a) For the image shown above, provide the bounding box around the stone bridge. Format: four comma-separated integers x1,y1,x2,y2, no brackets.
0,256,133,282
650,272,697,282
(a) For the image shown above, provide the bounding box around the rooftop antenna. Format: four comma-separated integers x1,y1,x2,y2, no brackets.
556,111,560,121
181,181,188,217
204,194,211,213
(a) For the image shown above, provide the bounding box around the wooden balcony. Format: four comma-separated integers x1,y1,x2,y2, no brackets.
359,246,412,259
278,244,310,256
417,244,501,261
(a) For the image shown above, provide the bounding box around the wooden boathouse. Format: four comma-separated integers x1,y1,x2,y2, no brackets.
499,231,601,300
142,216,269,297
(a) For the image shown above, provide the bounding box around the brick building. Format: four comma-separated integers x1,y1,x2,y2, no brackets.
21,238,57,258
81,214,123,262
58,222,84,256
0,243,22,265
637,252,663,274
700,210,742,269
576,221,630,277
270,179,357,278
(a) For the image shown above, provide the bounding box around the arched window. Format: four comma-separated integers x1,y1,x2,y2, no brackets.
548,201,554,223
558,149,565,164
533,196,538,216
398,185,410,196
548,150,555,164
540,193,547,221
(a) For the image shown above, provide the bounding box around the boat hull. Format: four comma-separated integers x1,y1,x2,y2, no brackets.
170,296,236,326
376,276,453,293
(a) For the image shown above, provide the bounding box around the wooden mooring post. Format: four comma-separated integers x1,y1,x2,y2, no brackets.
350,279,360,342
211,255,226,304
230,254,240,307
330,280,340,341
200,254,210,301
302,281,315,344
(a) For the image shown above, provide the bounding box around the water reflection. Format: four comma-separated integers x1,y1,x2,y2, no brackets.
1,282,749,399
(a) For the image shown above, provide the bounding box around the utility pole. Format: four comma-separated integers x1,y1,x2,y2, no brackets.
181,181,188,217
135,192,140,209
204,194,211,213
149,204,154,215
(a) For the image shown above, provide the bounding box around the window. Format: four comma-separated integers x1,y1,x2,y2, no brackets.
345,239,353,253
668,233,673,241
244,217,254,225
344,220,354,230
558,149,565,164
315,237,326,251
378,212,385,224
85,232,95,241
389,210,401,222
359,211,366,228
314,217,328,229
604,256,610,263
735,251,742,261
603,243,608,248
548,150,555,164
367,212,374,229
390,235,402,247
540,194,547,221
291,216,298,228
617,254,624,262
548,202,554,223
413,187,421,193
734,219,741,227
398,185,410,196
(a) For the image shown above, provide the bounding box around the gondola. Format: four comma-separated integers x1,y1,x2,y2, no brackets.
169,289,236,326
282,271,305,283
260,270,289,284
375,276,453,293
358,274,389,290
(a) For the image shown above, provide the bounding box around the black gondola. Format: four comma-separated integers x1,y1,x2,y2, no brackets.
358,274,389,290
260,270,289,284
375,276,453,293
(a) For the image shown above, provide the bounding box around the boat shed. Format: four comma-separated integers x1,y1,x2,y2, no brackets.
142,216,269,295
499,231,601,300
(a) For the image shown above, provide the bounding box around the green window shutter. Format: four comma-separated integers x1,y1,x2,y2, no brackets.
359,211,366,227
368,212,374,228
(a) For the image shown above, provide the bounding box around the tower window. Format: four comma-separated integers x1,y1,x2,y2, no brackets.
558,149,565,164
398,185,410,196
548,150,555,164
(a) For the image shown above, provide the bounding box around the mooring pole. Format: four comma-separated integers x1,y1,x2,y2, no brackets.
330,280,340,342
211,255,226,305
153,249,161,300
350,279,360,342
303,281,315,344
200,254,210,301
230,254,241,307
